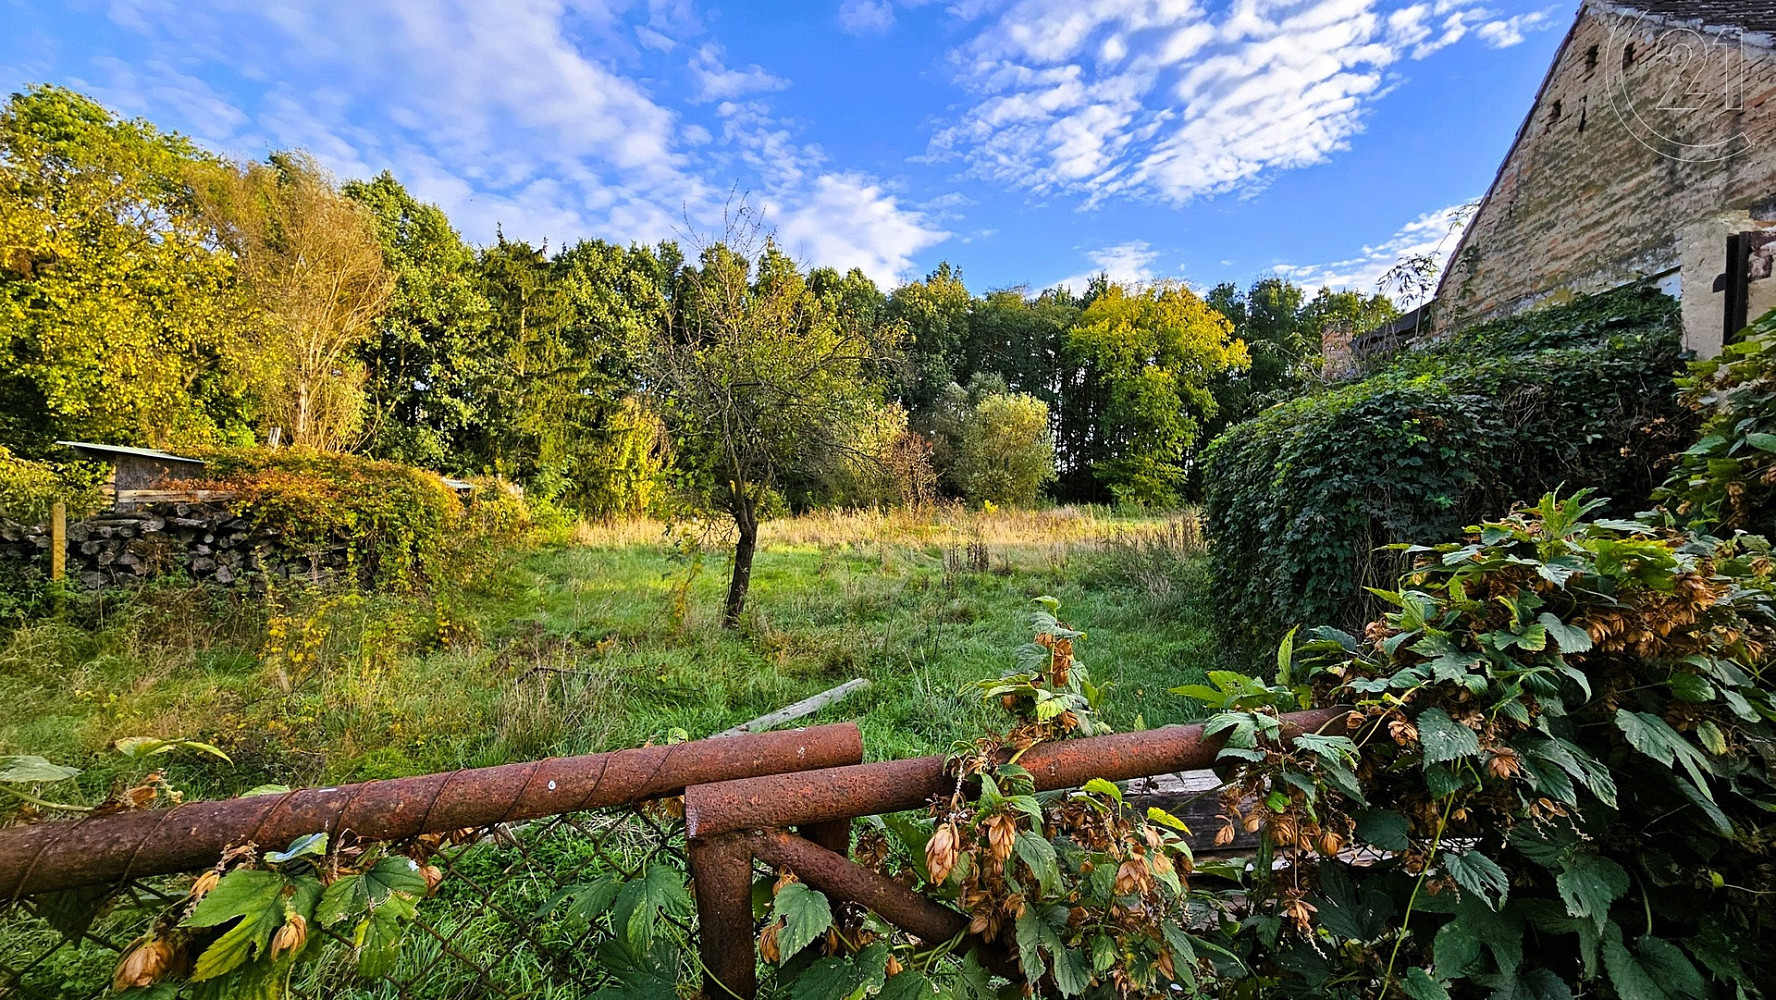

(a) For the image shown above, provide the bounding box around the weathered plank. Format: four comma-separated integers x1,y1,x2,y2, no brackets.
1127,769,1259,853
715,678,872,737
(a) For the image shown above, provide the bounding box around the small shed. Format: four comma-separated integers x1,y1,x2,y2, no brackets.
56,441,211,506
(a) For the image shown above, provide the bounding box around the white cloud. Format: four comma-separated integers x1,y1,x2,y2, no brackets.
1050,239,1166,293
71,0,945,284
688,43,789,103
1475,11,1549,47
769,173,950,283
838,0,897,34
929,0,1553,206
1271,200,1475,303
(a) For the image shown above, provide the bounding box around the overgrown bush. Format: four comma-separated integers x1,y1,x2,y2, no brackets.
1181,491,1776,997
195,447,462,591
1202,285,1690,656
1657,309,1776,533
0,445,105,524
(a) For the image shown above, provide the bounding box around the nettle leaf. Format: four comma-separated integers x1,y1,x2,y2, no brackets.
534,877,621,930
789,943,889,1000
1417,708,1481,764
1614,710,1715,799
1052,945,1091,996
0,755,80,783
1602,924,1708,1000
1555,853,1628,931
1488,967,1575,1000
878,968,939,1000
1015,830,1061,898
1432,921,1483,978
1091,933,1118,973
614,866,692,950
1014,905,1074,995
1668,673,1715,703
1401,967,1452,1000
1354,810,1411,852
1536,613,1593,653
1443,850,1509,909
773,881,834,962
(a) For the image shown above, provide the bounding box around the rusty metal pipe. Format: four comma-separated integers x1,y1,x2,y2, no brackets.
753,831,1026,985
691,833,760,1000
754,829,969,948
686,709,1347,838
2,723,863,899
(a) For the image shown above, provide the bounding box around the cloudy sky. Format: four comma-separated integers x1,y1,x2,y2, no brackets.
0,0,1563,296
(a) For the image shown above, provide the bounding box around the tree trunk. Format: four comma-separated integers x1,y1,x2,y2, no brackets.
723,502,757,630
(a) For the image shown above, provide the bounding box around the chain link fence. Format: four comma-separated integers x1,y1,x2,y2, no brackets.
1,802,689,999
1,724,864,999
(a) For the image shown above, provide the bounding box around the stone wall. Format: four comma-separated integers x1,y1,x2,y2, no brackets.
0,502,349,591
1432,2,1776,352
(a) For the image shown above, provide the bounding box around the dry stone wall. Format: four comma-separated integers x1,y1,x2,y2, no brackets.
0,502,350,590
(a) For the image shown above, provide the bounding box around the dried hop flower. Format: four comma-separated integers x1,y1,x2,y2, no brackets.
190,870,221,900
984,813,1018,863
269,912,308,962
926,821,959,885
113,938,174,992
759,921,782,964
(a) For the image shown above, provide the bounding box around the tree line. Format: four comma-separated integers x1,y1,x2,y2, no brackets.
2,85,1400,523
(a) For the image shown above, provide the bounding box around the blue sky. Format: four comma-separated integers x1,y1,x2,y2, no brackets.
1,0,1567,297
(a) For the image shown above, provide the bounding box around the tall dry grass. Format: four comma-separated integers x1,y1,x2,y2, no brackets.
571,504,1203,564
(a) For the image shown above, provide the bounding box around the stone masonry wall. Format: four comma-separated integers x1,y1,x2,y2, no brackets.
1433,3,1776,341
0,503,350,591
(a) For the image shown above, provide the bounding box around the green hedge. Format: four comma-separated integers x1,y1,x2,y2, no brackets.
196,448,464,592
1201,284,1691,655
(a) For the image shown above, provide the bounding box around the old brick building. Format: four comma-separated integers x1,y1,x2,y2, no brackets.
1431,0,1776,355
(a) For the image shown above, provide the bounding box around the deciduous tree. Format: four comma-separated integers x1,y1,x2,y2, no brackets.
199,152,393,451
650,213,894,626
1064,282,1247,506
0,85,248,455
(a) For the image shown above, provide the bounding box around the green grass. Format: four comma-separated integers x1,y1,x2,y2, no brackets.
0,509,1217,805
0,509,1218,999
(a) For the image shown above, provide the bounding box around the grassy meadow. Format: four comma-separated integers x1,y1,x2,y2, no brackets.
0,507,1219,806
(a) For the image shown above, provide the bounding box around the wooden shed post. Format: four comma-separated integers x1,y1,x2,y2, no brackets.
50,502,66,582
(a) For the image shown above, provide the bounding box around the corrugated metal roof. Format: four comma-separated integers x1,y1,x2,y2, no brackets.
55,441,207,465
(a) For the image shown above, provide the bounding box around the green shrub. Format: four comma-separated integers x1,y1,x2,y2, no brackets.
1178,491,1776,997
1201,285,1690,655
195,447,462,591
0,446,105,524
1656,309,1776,533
